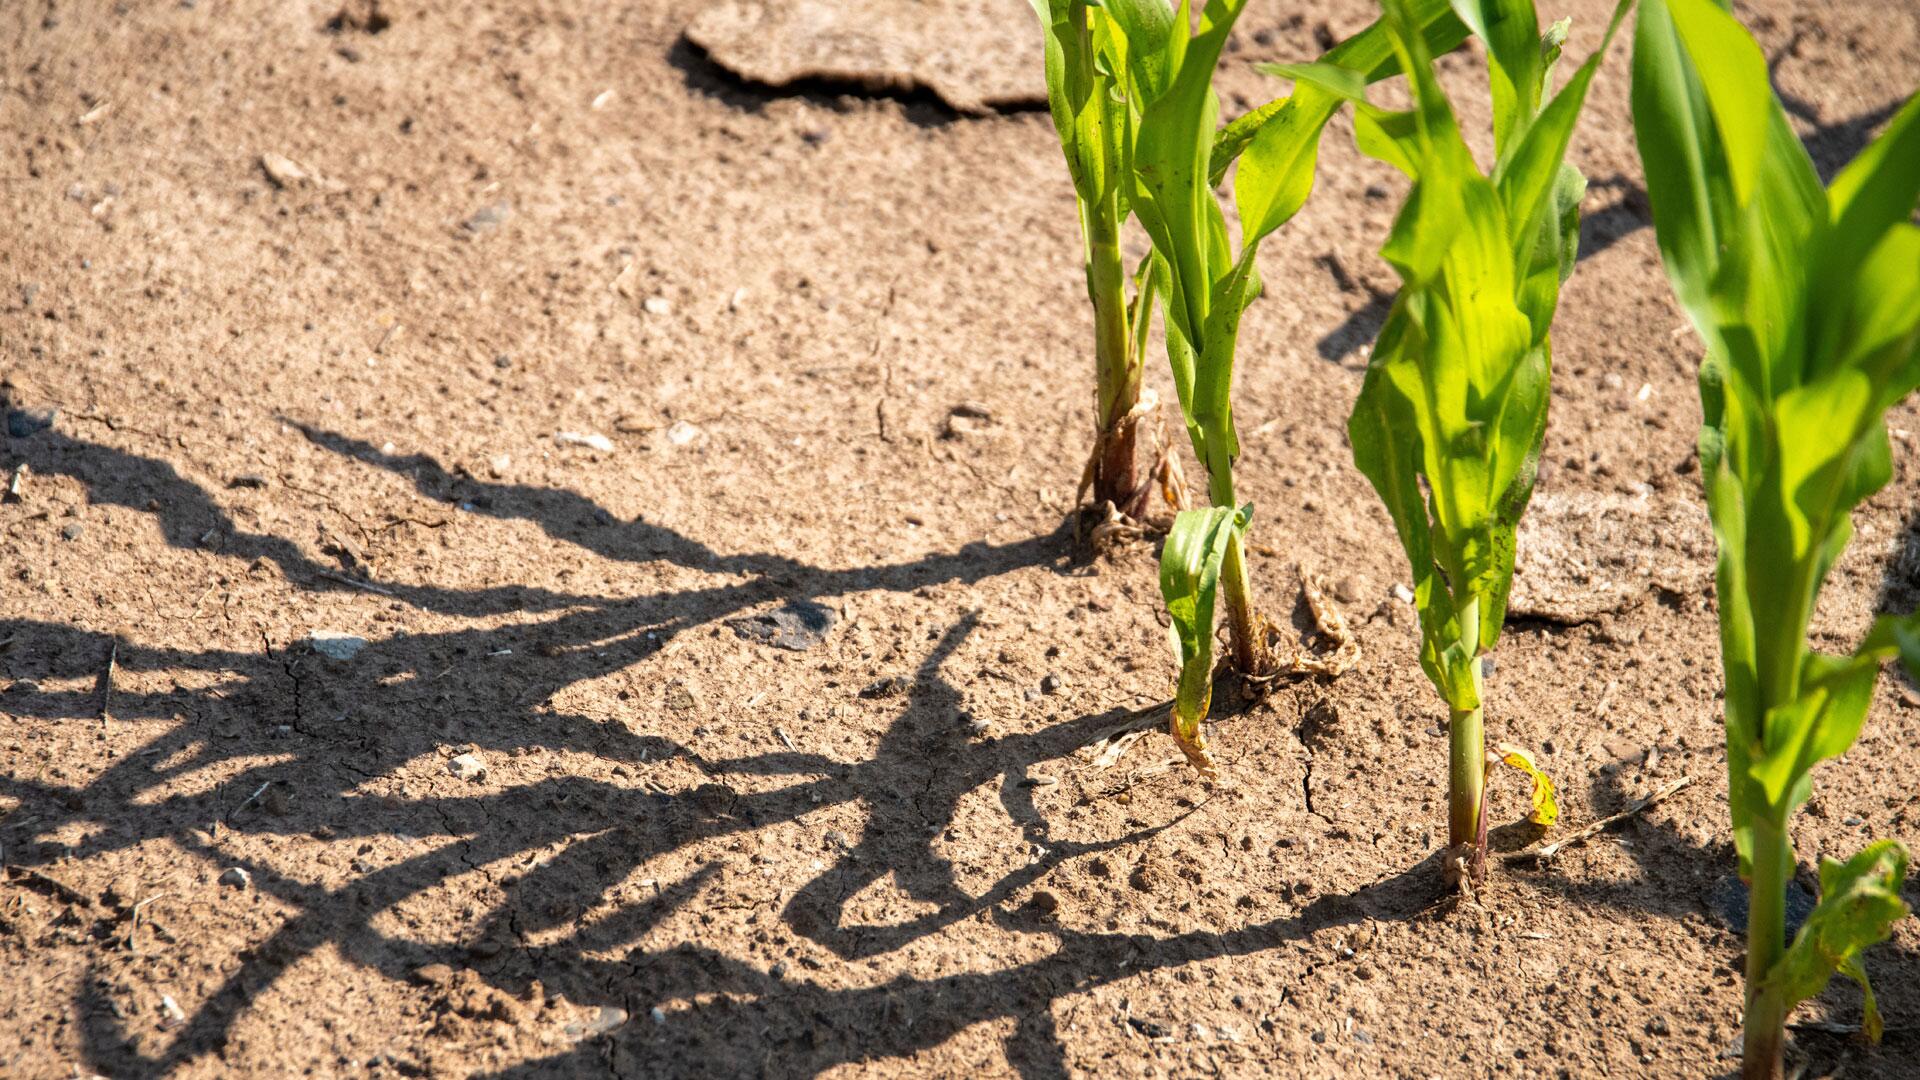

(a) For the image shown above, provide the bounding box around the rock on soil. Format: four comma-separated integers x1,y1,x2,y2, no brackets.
308,630,370,661
684,0,1043,115
725,599,836,651
1509,490,1714,623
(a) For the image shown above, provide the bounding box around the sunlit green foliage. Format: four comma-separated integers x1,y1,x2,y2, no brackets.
1631,0,1920,1073
1339,0,1625,882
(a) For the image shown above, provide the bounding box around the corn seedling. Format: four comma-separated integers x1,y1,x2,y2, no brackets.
1631,1,1920,1074
1126,0,1469,773
1030,0,1181,523
1334,0,1626,884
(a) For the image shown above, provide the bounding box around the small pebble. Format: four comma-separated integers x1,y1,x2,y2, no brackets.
410,963,454,987
464,204,510,232
1029,890,1060,915
860,675,908,699
448,753,487,781
308,630,369,661
666,420,701,446
555,431,614,452
218,867,252,890
1040,673,1063,694
564,1005,626,1040
650,1006,667,1025
665,682,698,715
259,153,309,188
60,523,83,541
643,296,672,316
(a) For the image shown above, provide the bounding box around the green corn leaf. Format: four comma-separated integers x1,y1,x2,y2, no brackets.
1494,0,1629,304
1347,0,1617,703
1101,0,1176,98
1448,0,1542,155
1763,841,1911,1043
1748,647,1882,809
1813,96,1920,346
1631,0,1920,897
1030,0,1110,206
1214,0,1472,185
1160,504,1250,769
1660,0,1770,206
1234,66,1370,247
1349,312,1475,709
1132,0,1246,364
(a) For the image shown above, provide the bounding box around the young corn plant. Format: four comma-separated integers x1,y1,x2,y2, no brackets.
1029,0,1178,523
1631,1,1920,1074
1121,0,1469,773
1336,0,1626,885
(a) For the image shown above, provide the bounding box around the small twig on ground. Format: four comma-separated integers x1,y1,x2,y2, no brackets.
1787,1019,1917,1036
1085,700,1174,767
228,781,275,822
124,892,171,950
1089,728,1150,770
98,637,118,727
316,571,396,597
1502,776,1693,863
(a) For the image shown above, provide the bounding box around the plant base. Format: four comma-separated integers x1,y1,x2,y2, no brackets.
1080,388,1185,527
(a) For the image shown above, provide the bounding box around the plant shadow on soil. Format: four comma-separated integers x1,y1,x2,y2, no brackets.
7,424,1918,1076
3,424,1437,1078
1513,735,1920,1078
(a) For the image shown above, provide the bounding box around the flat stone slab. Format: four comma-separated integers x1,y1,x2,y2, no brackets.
685,0,1043,115
1509,490,1716,623
727,600,837,652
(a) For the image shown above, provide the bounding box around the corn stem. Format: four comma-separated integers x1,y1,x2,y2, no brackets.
1083,197,1146,518
1447,597,1487,884
1741,816,1790,1080
1201,437,1261,674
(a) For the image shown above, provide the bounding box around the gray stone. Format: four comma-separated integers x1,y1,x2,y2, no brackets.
308,630,369,661
726,600,836,651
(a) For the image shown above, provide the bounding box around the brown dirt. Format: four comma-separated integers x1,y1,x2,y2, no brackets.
3,0,1918,1077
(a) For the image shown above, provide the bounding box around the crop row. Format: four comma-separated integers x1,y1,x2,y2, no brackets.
1027,1,1919,1076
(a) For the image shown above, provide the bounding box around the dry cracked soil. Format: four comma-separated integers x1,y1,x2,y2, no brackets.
3,0,1919,1077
